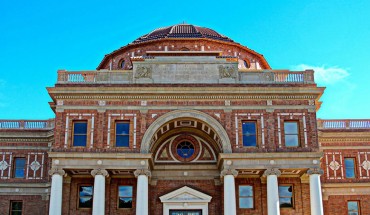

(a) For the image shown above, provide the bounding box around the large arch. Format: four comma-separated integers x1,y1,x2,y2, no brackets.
140,110,232,153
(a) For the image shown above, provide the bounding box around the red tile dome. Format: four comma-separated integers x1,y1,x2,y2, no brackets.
132,24,234,44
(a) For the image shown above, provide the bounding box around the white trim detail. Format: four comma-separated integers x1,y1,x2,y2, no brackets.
160,186,212,215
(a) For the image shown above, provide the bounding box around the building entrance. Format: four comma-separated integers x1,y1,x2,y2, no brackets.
169,210,202,215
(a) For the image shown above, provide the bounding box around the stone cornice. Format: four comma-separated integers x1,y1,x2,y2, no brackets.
48,152,152,159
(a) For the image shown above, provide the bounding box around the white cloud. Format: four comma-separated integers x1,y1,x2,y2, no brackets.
292,64,350,84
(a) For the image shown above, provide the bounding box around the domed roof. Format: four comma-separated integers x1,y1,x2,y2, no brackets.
132,24,234,44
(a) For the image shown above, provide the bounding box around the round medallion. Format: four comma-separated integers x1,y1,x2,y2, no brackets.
0,160,9,171
362,160,370,171
329,160,340,171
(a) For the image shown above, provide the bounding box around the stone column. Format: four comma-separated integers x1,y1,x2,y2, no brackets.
263,168,281,215
91,169,109,215
134,169,151,215
220,168,238,215
307,168,324,215
48,168,65,215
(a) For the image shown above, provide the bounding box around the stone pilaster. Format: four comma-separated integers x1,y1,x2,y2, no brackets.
263,168,281,215
49,168,65,215
307,168,324,215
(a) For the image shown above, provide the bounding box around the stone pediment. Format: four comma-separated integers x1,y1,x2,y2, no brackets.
160,186,212,203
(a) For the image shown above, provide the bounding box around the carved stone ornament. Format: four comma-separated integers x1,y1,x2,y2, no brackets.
307,168,324,175
48,168,65,176
361,160,370,171
220,168,238,177
135,65,152,79
30,161,41,171
218,65,236,78
91,168,109,177
134,169,151,177
0,160,9,171
329,160,340,171
263,168,281,176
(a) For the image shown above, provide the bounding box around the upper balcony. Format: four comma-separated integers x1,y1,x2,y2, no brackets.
317,119,370,130
0,119,55,130
56,55,315,85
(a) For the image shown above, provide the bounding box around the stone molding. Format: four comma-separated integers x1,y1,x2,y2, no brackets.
220,168,238,178
263,168,281,176
48,168,65,176
91,168,109,177
307,168,324,175
134,169,151,177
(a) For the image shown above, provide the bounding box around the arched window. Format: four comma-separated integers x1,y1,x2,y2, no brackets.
119,60,125,69
243,59,250,68
176,141,195,158
180,47,190,51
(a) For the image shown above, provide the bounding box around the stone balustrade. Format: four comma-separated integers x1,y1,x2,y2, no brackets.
56,69,315,84
0,119,54,129
317,119,370,129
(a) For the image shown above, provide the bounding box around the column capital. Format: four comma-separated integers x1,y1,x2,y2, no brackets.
263,168,281,177
307,168,324,175
48,167,65,176
134,169,151,178
220,168,238,178
91,168,109,177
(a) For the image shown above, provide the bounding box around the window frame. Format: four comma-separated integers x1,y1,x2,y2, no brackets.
347,201,360,215
9,200,23,215
115,120,130,147
117,185,133,209
278,185,294,209
13,157,26,179
344,158,356,179
241,121,258,147
119,59,125,69
238,185,254,209
284,121,300,147
72,121,88,147
78,184,94,209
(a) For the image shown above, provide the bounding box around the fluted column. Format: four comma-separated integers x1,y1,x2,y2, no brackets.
91,169,109,215
263,168,281,215
307,168,324,215
48,168,65,215
221,168,238,215
134,169,151,215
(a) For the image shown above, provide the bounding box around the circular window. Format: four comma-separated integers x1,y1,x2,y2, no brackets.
176,141,195,158
119,60,125,69
243,60,250,68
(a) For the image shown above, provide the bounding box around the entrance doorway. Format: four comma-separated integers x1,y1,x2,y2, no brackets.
170,210,202,215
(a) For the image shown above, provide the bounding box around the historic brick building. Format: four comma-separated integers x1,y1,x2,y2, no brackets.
0,24,369,215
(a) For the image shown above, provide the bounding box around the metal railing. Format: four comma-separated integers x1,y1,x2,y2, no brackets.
317,119,370,129
0,119,55,129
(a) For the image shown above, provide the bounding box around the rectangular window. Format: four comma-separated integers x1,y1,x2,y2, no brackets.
348,201,360,215
345,158,356,178
14,158,26,178
118,186,133,208
115,121,130,147
10,201,23,215
242,121,257,147
73,121,87,147
239,185,253,209
79,185,93,208
279,185,293,208
284,122,299,147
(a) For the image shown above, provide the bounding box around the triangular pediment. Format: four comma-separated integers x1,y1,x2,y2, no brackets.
160,186,212,203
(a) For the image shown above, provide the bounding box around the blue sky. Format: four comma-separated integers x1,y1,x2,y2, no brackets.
0,0,369,119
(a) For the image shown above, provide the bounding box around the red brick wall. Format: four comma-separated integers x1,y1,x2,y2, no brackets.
0,195,49,215
324,195,370,215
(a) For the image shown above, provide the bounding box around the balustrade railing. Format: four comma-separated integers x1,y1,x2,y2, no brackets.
0,119,55,129
57,69,315,84
317,119,370,129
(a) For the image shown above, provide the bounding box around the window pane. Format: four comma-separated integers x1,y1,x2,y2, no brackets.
74,122,87,134
11,212,22,215
116,135,129,147
79,197,93,208
243,135,256,147
280,197,293,208
119,186,133,197
242,122,256,135
73,135,87,146
239,197,253,208
79,186,93,208
14,158,25,178
279,186,293,197
285,135,299,147
80,186,93,196
11,201,22,210
348,201,359,212
239,186,253,196
116,123,129,135
119,197,132,208
345,158,355,178
284,122,298,134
